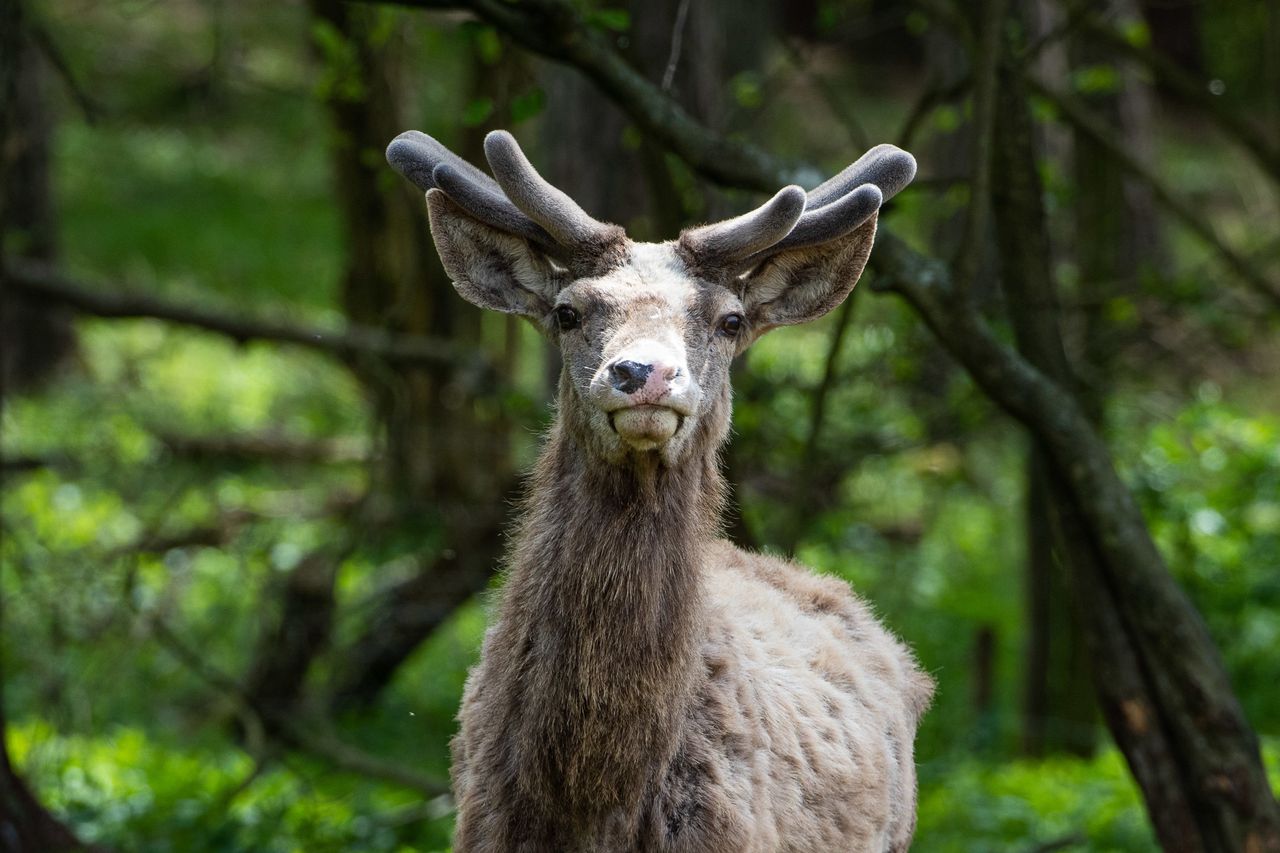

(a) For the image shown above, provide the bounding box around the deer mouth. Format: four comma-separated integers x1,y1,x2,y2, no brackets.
609,404,683,449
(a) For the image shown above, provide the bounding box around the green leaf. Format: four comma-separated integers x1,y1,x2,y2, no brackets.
1121,19,1151,48
475,26,503,64
905,10,929,36
933,104,960,133
462,96,495,127
1104,296,1138,327
731,71,764,109
510,88,546,124
586,9,631,32
1073,64,1121,95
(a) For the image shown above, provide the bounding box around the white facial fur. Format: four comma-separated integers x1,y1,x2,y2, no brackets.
554,243,742,467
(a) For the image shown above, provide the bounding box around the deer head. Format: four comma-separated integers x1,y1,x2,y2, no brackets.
387,131,915,467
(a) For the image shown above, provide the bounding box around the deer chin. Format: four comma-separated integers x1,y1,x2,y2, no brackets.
609,405,682,450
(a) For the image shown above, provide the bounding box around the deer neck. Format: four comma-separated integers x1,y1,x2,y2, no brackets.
494,413,725,817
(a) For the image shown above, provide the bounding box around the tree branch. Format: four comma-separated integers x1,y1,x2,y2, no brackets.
3,258,494,372
155,430,368,465
1028,78,1280,310
782,37,870,151
1082,15,1280,186
380,0,791,190
27,19,105,124
144,610,451,798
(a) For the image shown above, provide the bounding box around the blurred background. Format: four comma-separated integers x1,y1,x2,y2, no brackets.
1,0,1278,850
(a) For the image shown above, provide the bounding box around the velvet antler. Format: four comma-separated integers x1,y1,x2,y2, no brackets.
679,143,917,275
386,130,624,268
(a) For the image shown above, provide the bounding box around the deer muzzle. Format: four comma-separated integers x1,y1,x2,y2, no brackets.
591,339,699,450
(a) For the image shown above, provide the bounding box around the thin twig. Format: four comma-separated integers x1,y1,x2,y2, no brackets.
799,290,859,480
894,73,970,150
782,38,870,150
782,288,860,554
1019,0,1106,64
660,0,691,93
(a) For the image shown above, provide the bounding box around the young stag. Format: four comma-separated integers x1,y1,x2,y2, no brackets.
387,130,933,853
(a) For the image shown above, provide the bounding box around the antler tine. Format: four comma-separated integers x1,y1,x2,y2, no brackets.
483,130,622,251
387,131,495,193
431,163,557,248
740,184,882,267
387,131,562,255
725,145,915,273
806,143,917,210
679,185,807,272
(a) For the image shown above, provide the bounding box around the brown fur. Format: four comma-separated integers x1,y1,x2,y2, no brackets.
425,187,934,853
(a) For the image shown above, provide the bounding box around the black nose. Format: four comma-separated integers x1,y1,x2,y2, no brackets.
609,360,653,394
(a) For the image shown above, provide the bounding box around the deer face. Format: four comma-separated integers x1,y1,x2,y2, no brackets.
388,131,915,466
547,244,740,464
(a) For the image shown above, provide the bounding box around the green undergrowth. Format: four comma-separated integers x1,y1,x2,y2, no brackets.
17,717,1275,852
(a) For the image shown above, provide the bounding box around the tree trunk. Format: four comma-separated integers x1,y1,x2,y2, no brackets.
0,3,88,847
240,548,342,731
244,4,517,716
0,704,87,853
1013,0,1098,760
0,0,75,399
317,18,523,712
1021,451,1096,757
992,9,1280,847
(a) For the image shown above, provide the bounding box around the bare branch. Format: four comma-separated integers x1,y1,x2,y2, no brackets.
27,18,106,124
660,0,691,93
894,73,969,150
156,431,368,465
376,0,788,191
4,258,494,372
781,38,871,151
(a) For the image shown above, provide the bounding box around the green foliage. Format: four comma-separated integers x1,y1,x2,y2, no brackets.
730,71,765,110
1119,396,1280,730
510,88,547,125
1072,64,1122,95
584,8,631,33
461,96,495,127
460,21,504,65
916,750,1159,852
12,722,454,852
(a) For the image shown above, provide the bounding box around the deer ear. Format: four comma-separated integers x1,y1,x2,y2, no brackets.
738,212,877,343
426,188,561,318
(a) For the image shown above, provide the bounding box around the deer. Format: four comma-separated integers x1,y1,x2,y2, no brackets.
386,128,933,853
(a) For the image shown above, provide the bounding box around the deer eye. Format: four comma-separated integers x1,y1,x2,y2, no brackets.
717,313,743,338
555,306,580,332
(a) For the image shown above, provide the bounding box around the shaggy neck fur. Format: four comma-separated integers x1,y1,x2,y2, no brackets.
485,401,727,836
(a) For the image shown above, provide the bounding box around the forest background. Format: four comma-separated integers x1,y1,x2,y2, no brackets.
2,0,1279,850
